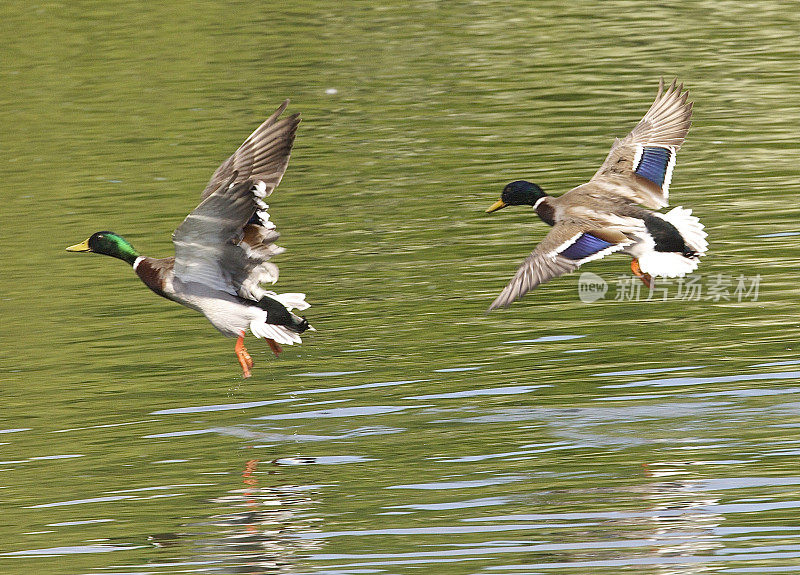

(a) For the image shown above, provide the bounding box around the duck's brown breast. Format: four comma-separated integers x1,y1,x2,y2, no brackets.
135,257,175,299
535,198,556,226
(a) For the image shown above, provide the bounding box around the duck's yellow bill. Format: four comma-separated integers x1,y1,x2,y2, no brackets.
66,238,91,252
485,199,507,213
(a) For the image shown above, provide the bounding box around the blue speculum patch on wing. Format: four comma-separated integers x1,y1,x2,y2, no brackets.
561,233,614,261
635,146,672,188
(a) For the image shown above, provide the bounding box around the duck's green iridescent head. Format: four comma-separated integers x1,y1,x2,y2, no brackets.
66,231,140,266
486,180,547,212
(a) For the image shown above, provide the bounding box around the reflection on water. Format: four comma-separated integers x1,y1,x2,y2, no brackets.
639,464,725,575
4,352,800,573
3,357,800,573
182,459,321,574
128,460,322,574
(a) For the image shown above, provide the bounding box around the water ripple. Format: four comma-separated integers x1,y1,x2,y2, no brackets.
253,405,431,420
404,385,550,400
284,379,429,395
603,370,800,389
150,398,294,414
2,544,144,556
502,335,585,344
593,365,707,377
386,476,528,490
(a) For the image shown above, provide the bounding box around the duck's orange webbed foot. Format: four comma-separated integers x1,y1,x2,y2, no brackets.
235,332,253,378
266,338,283,357
631,258,654,289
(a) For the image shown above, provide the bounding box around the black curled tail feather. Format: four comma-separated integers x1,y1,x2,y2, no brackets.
254,295,310,333
294,316,311,333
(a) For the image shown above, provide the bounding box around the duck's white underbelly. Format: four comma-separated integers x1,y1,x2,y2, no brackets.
199,297,258,337
163,278,310,345
167,281,259,338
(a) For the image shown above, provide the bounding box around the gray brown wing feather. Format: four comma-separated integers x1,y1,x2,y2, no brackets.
173,181,261,293
200,100,300,201
488,225,584,311
173,102,299,297
590,79,693,209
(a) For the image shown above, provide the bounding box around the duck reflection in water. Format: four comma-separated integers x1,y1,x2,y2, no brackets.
148,458,321,574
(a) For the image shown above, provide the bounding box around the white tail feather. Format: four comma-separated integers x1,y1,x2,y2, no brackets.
639,206,708,277
250,315,303,345
247,291,312,344
638,250,700,277
268,292,310,311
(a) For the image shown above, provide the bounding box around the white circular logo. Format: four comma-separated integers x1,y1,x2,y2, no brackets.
578,272,608,303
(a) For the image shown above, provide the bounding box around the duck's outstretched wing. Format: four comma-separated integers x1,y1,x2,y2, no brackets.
200,100,300,201
488,224,630,310
589,79,692,209
172,102,301,301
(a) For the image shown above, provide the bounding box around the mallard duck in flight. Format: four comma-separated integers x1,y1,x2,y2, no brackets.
486,79,707,310
67,100,312,378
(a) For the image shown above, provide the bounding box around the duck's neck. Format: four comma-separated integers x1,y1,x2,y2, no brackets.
103,237,140,266
534,196,556,226
134,257,172,299
118,251,139,266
